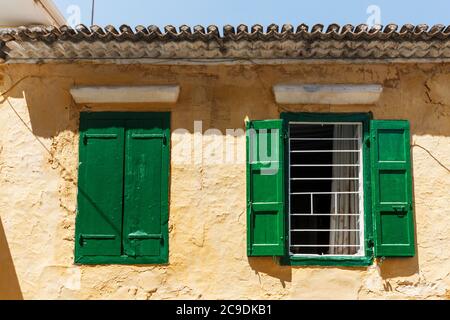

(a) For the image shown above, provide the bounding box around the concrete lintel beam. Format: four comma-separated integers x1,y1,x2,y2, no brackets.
273,84,383,105
70,85,180,104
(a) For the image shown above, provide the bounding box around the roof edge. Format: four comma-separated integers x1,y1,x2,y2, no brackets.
3,58,450,65
1,23,450,42
35,0,66,27
2,23,450,63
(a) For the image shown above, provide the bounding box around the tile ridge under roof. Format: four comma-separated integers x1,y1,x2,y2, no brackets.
1,23,450,42
2,23,450,63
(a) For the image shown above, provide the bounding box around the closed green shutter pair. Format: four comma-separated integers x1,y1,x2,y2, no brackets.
247,119,415,258
75,113,170,264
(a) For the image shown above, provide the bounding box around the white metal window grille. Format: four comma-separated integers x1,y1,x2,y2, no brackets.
288,122,365,256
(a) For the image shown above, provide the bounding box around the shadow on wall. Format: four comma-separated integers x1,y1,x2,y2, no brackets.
379,256,419,281
0,217,23,300
378,154,421,281
248,257,292,287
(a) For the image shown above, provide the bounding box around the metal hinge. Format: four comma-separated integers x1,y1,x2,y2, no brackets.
83,133,118,145
131,133,167,145
128,232,163,240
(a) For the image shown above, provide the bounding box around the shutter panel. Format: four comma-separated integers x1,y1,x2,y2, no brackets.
76,119,125,258
123,117,170,261
247,120,286,256
370,120,415,257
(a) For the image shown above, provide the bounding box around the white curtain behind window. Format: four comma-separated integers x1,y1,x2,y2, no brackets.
329,125,360,255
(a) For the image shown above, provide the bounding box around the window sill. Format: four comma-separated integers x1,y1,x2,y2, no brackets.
280,255,373,267
75,255,168,265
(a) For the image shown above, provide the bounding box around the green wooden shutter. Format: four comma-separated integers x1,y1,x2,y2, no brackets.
75,119,125,259
122,116,170,262
246,119,286,256
370,120,415,257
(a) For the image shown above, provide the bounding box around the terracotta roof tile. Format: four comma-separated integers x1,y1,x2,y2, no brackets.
1,23,450,62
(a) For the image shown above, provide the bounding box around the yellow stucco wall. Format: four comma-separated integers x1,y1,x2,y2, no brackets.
0,62,449,300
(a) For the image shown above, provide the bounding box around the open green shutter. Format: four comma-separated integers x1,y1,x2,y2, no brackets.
246,119,286,256
75,119,125,259
370,120,415,257
123,116,170,262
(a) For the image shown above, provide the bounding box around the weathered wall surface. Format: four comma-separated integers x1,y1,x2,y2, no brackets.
0,62,449,300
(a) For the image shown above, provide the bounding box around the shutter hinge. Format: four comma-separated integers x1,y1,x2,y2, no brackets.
368,238,375,248
365,136,370,147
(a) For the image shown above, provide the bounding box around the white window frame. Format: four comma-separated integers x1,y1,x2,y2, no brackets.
288,121,366,257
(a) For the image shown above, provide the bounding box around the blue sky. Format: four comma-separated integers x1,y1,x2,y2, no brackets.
54,0,450,29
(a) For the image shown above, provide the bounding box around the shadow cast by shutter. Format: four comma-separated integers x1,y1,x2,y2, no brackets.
0,216,23,300
377,151,420,279
248,257,292,287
